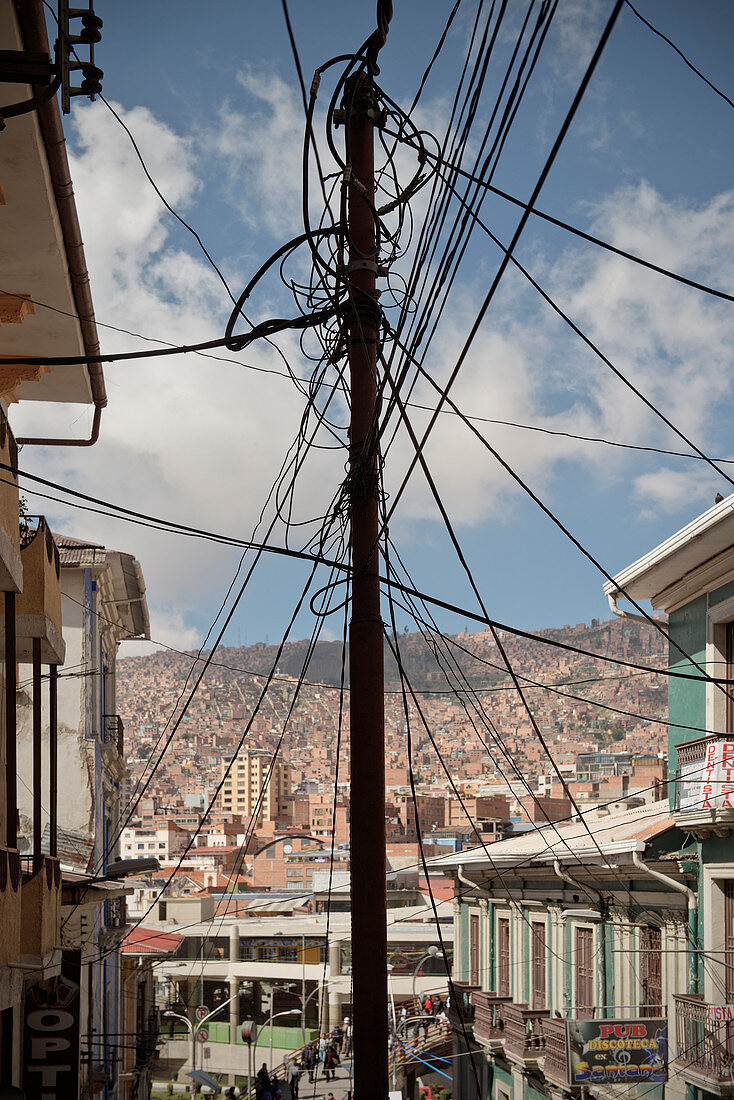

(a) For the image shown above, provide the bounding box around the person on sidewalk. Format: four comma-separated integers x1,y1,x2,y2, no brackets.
304,1041,317,1083
288,1059,301,1099
324,1043,340,1081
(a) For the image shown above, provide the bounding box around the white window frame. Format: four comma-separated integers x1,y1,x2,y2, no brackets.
702,862,734,1003
571,920,597,1018
706,595,734,734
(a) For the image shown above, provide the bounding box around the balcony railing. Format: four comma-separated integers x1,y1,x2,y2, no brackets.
0,404,21,593
674,736,734,828
136,1010,161,1067
675,994,734,1086
502,1003,551,1062
449,980,479,1029
0,846,21,968
542,1016,569,1084
103,714,124,757
471,991,512,1047
20,855,61,960
15,516,64,663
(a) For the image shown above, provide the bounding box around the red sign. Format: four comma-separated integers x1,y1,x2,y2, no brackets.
197,1026,209,1043
23,950,81,1099
195,1004,208,1021
241,1020,258,1044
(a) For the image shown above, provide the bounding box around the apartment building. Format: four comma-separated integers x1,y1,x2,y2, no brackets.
217,748,291,826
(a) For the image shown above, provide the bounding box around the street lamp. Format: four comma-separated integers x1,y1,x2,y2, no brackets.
253,1008,301,1075
412,945,443,1007
163,983,246,1080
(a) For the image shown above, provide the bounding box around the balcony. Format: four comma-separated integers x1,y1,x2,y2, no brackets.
12,517,65,663
675,736,734,836
503,1002,551,1065
136,1009,161,1067
103,714,124,756
448,980,478,1030
19,855,61,972
542,1016,571,1085
0,407,21,593
471,991,512,1050
675,993,734,1096
0,846,21,969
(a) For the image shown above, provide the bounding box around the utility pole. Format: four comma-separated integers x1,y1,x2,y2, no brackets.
345,72,388,1100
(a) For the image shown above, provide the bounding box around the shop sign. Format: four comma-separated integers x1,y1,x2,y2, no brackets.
707,1005,734,1022
23,950,81,1100
566,1017,668,1084
679,740,734,812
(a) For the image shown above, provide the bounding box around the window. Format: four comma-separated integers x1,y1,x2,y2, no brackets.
725,880,734,1001
531,923,546,1010
497,917,510,997
575,927,594,1018
469,913,480,986
640,924,662,1016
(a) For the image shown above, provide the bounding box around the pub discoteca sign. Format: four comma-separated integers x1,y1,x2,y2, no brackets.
566,1018,668,1085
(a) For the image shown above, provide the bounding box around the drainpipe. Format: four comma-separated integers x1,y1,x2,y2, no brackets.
457,865,479,894
14,1,107,448
632,851,698,995
553,861,608,1017
607,591,667,629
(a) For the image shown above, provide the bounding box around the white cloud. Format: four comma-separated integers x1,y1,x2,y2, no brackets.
11,84,734,645
381,180,734,528
11,99,342,650
632,466,718,518
122,609,201,657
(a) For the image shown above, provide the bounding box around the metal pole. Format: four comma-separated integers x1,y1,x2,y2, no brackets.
301,935,306,1045
4,590,16,849
345,70,387,1100
32,636,42,866
49,664,57,858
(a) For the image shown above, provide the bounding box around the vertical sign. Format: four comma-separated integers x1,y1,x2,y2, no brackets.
23,949,81,1099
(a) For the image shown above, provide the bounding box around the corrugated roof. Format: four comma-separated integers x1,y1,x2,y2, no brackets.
436,801,674,870
54,532,150,639
121,926,183,955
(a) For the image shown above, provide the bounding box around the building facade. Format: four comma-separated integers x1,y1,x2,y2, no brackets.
446,493,734,1100
217,749,292,827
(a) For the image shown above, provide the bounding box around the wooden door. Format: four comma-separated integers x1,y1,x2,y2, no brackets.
531,923,546,1010
470,913,480,986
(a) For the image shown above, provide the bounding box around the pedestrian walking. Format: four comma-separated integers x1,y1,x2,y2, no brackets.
288,1060,301,1099
304,1041,317,1083
324,1044,340,1081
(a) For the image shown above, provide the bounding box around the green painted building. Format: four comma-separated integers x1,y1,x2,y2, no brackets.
445,495,734,1100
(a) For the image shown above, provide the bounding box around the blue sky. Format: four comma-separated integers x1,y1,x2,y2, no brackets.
16,0,734,652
